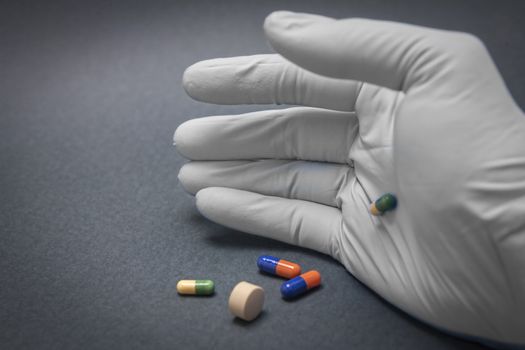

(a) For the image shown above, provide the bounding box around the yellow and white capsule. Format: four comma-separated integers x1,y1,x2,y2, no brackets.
177,280,215,295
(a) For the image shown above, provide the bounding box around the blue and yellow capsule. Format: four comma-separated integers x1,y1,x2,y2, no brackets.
280,270,321,299
257,255,302,279
370,193,397,216
177,280,215,295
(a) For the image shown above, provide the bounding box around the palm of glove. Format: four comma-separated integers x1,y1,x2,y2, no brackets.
175,11,525,345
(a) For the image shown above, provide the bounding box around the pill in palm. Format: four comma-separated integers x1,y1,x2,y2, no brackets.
177,280,215,295
281,270,321,299
257,255,302,278
370,193,397,216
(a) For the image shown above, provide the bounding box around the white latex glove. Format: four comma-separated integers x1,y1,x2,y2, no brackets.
175,11,525,346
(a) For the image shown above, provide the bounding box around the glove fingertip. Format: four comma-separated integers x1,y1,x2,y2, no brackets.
195,187,222,218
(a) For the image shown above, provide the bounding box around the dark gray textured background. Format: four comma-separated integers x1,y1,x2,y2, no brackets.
1,0,523,349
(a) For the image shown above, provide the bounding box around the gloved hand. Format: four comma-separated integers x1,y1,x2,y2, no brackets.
175,11,525,346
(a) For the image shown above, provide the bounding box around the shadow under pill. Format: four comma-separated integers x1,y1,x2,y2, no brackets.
177,293,216,298
257,270,288,279
282,285,324,303
232,311,267,327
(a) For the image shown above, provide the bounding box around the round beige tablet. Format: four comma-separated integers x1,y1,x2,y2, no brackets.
228,281,265,321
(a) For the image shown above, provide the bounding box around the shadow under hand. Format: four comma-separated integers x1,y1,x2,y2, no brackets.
203,222,334,264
